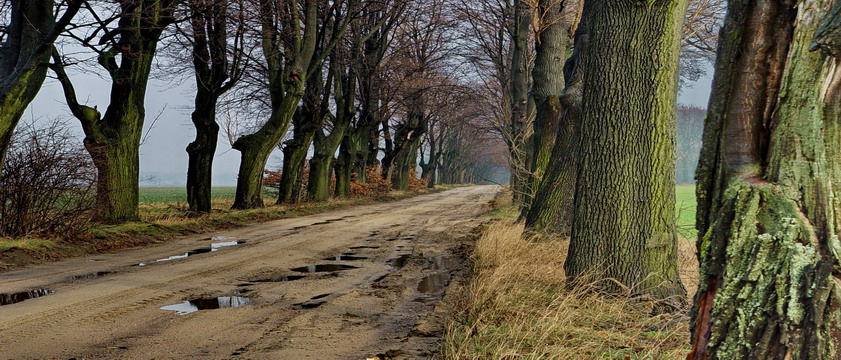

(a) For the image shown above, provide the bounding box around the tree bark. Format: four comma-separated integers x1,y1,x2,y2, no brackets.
52,1,177,223
508,0,533,206
522,0,571,211
688,0,841,357
0,0,80,166
564,0,688,302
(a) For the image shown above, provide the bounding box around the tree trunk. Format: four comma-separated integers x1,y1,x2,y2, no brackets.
564,0,688,302
0,0,77,166
524,6,589,236
523,0,570,211
391,137,422,191
277,131,314,204
508,0,533,206
688,0,841,358
186,96,219,213
334,135,354,198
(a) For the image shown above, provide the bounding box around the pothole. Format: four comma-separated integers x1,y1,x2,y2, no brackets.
290,264,358,273
160,296,252,315
418,274,450,294
138,241,245,266
0,288,53,306
251,275,306,283
67,271,111,281
423,256,457,270
388,254,412,269
294,301,326,309
324,255,368,261
349,245,380,250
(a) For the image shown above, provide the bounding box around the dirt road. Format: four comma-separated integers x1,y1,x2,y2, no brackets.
0,185,497,360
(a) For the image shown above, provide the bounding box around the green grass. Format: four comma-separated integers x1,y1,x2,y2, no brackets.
139,187,239,204
675,184,696,239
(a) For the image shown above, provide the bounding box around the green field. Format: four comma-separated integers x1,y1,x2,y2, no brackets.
139,187,238,204
675,184,696,238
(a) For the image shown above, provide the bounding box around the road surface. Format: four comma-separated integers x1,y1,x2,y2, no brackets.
0,185,498,359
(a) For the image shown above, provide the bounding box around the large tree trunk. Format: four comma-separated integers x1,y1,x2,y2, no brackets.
0,0,80,166
688,0,841,358
508,0,533,206
186,94,218,213
51,0,175,223
522,0,569,210
564,0,688,302
524,6,588,236
391,137,422,191
334,135,355,198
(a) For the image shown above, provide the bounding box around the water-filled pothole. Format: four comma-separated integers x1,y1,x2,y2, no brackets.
160,296,252,315
294,301,326,309
423,256,457,270
251,275,306,283
388,254,412,269
67,271,111,281
290,264,357,273
418,274,450,294
0,288,53,306
324,255,368,261
311,293,331,300
349,245,380,250
138,241,245,266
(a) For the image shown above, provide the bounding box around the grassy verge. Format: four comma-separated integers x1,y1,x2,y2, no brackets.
440,192,698,359
0,185,463,270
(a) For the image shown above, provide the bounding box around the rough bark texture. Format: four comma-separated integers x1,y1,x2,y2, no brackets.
522,0,569,209
564,0,688,302
52,1,177,223
508,0,533,206
523,3,588,235
688,0,841,358
186,0,237,213
309,60,355,201
0,0,80,166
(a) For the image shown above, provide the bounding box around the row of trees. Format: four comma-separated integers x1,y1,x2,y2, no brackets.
0,0,507,224
495,0,841,356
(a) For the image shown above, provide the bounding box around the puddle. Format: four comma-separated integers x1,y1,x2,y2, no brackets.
211,235,233,241
251,275,306,283
67,271,111,281
295,301,326,309
418,274,450,294
349,245,380,250
388,254,412,269
423,256,457,270
324,255,368,261
291,264,357,273
311,293,331,300
138,241,244,266
160,296,252,315
373,274,388,283
313,221,330,225
0,288,53,306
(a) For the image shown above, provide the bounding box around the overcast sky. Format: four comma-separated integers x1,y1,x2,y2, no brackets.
25,64,715,187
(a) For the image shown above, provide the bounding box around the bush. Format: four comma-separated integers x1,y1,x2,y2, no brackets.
350,167,392,197
0,121,96,237
408,168,428,191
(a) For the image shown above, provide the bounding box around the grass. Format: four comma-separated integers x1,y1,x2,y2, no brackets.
675,185,696,239
440,191,699,360
138,187,239,203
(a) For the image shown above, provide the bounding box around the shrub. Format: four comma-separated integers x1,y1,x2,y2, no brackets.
0,121,96,237
350,167,392,197
408,168,428,191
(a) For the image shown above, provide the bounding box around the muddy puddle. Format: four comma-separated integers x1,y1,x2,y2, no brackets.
67,271,111,281
388,254,412,269
418,274,450,294
290,264,358,273
324,254,367,261
250,275,306,283
349,245,380,250
0,288,53,306
423,256,457,270
160,296,252,315
138,240,245,266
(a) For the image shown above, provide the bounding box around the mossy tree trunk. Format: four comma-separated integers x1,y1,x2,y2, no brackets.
231,0,351,209
508,0,534,207
522,0,571,210
524,5,589,236
564,0,688,302
309,58,355,201
688,0,841,358
0,0,81,167
51,0,178,223
277,68,330,204
185,0,242,213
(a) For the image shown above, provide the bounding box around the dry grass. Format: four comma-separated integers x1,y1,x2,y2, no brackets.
440,205,699,359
